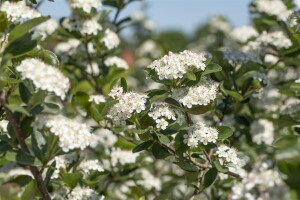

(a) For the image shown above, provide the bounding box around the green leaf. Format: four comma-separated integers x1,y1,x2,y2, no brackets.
151,142,170,159
223,89,243,101
186,72,197,81
19,82,31,104
147,89,168,98
213,160,228,173
20,180,38,200
132,140,154,153
88,104,103,122
120,77,127,92
9,16,49,42
5,151,41,166
4,33,37,56
0,12,8,33
202,168,218,188
165,98,182,108
157,133,171,144
217,126,233,141
176,161,198,172
202,63,222,76
185,103,214,115
61,170,83,188
7,104,31,116
28,49,60,66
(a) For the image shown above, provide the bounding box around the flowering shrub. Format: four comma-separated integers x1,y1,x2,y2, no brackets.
0,0,300,199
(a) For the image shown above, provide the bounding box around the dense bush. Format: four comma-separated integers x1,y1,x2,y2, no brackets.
0,0,300,199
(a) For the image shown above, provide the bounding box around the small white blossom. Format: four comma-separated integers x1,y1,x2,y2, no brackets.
136,169,161,191
86,62,100,76
216,145,241,167
172,77,219,108
254,0,292,21
89,128,117,148
230,26,259,43
69,0,101,13
104,56,129,69
34,115,92,152
184,122,219,147
63,16,102,36
67,186,104,200
250,119,274,145
78,160,104,175
0,120,8,133
89,95,106,104
35,19,59,40
295,78,300,83
16,58,70,100
54,39,81,55
110,148,139,167
0,1,41,22
148,50,207,80
107,88,148,125
155,118,168,130
210,15,231,33
101,29,120,50
51,154,77,179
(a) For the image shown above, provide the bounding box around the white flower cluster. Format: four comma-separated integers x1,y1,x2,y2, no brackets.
54,39,81,55
183,122,219,147
35,19,59,40
231,162,284,200
16,58,70,100
0,120,8,133
216,145,242,167
104,56,129,69
89,128,118,148
148,102,180,130
172,77,219,108
89,95,106,104
0,1,41,22
34,115,92,152
254,0,292,21
250,119,274,145
63,16,102,36
86,62,100,76
67,186,104,200
78,160,104,175
137,40,162,58
136,169,162,191
51,154,77,179
147,50,207,80
107,87,147,125
296,78,300,83
243,31,292,52
110,148,139,167
210,15,231,33
69,0,101,13
101,29,120,50
230,26,259,43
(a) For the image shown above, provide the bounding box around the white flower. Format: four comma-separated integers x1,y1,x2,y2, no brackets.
131,11,145,22
230,26,259,43
243,31,292,52
101,29,120,50
254,0,292,21
136,169,161,191
216,145,241,167
110,148,139,167
0,120,8,133
172,76,219,108
67,186,104,200
69,0,101,13
250,119,274,145
155,118,168,130
0,1,41,22
89,128,117,148
62,16,102,36
137,40,162,58
86,61,100,76
16,58,70,100
144,20,156,31
104,56,129,69
148,102,181,130
107,88,148,125
35,19,59,40
78,160,104,175
148,50,207,80
184,122,219,147
89,95,106,104
295,79,300,83
210,15,231,33
51,154,77,179
54,39,81,55
34,115,92,152
264,54,279,64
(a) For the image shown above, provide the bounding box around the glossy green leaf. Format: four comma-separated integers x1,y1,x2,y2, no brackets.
202,168,218,188
132,140,154,153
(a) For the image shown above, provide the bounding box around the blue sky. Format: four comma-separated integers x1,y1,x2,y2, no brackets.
39,0,252,34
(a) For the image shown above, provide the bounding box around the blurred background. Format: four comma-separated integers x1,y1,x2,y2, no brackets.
39,0,251,35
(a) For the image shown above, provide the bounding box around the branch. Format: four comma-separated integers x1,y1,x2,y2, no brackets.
0,91,51,200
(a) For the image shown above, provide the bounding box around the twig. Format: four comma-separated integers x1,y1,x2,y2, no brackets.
0,91,51,200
